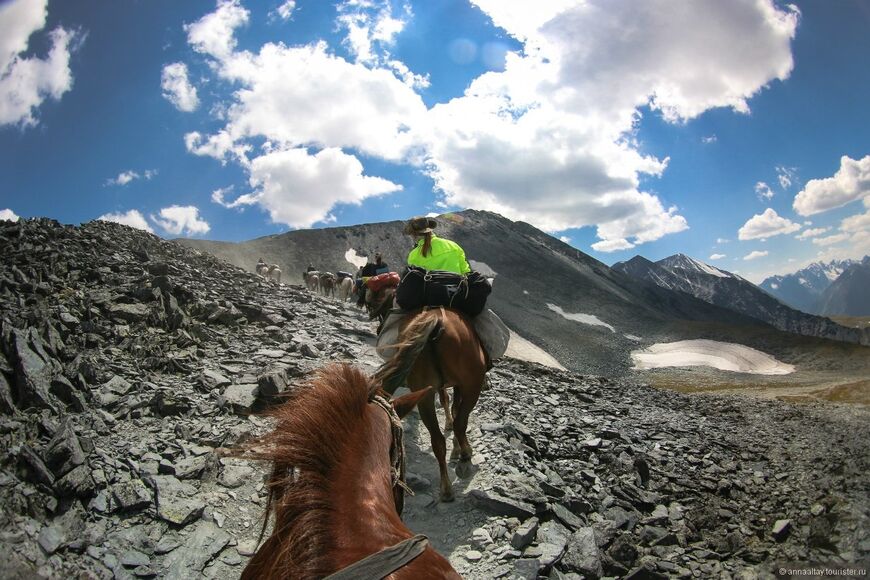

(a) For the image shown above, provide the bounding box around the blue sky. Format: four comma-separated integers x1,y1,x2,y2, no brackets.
1,0,869,283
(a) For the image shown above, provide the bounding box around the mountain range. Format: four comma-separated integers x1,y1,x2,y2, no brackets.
178,210,870,375
759,259,870,315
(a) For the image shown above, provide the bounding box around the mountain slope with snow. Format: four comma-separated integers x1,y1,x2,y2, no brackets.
760,260,857,314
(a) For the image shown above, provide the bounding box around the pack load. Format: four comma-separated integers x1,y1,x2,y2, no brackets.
336,271,353,280
366,271,400,293
395,266,491,317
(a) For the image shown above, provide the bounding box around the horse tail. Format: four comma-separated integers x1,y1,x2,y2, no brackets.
372,309,441,395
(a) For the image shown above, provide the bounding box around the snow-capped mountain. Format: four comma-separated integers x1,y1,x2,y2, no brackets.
760,259,856,314
816,257,870,316
612,253,866,343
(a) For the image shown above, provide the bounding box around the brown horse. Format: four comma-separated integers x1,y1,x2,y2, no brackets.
373,307,487,502
320,272,336,297
236,364,460,579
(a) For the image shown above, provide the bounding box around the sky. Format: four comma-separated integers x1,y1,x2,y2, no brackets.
1,0,869,283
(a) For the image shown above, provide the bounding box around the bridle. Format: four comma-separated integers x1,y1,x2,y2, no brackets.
368,392,414,514
322,393,425,580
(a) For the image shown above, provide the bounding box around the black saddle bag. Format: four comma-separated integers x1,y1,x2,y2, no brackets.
396,266,491,316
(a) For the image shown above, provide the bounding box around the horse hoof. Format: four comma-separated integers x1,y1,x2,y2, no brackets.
445,423,454,433
455,460,474,479
440,490,455,502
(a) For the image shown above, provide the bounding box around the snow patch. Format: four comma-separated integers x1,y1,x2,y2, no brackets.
344,248,368,269
770,283,779,289
624,334,642,342
504,330,566,370
631,340,794,375
688,257,730,278
547,303,615,332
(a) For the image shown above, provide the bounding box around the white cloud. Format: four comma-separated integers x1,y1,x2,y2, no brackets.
185,0,249,61
738,208,801,240
702,135,717,144
795,226,828,240
161,62,199,112
178,0,797,246
755,181,774,201
793,155,870,216
105,169,157,186
0,208,20,221
211,185,258,209
0,0,80,127
743,250,768,261
591,238,635,253
716,238,729,244
337,0,410,66
812,233,850,247
776,165,796,190
841,210,870,233
97,209,154,233
275,1,296,21
151,205,210,236
709,253,726,260
244,147,402,228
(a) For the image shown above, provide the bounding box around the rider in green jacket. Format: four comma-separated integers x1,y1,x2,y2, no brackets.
404,216,471,274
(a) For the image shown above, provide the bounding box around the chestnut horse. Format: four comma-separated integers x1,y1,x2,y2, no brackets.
236,364,460,579
373,307,487,502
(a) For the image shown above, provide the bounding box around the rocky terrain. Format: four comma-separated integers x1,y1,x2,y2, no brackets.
1,218,868,579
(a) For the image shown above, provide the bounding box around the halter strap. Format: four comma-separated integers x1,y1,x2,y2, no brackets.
323,534,429,580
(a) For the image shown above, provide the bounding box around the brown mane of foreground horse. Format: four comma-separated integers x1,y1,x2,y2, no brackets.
235,365,460,579
373,307,487,502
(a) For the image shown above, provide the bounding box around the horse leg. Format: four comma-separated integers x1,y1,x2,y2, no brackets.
452,386,481,479
417,390,453,502
440,387,453,433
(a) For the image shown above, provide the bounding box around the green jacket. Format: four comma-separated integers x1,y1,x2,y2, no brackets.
407,234,471,274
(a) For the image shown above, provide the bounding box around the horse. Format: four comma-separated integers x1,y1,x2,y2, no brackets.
336,276,354,302
303,271,319,293
235,364,460,579
320,272,336,298
256,262,269,277
373,307,487,502
267,264,281,283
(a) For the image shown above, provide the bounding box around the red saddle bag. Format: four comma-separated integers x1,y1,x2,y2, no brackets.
366,272,400,292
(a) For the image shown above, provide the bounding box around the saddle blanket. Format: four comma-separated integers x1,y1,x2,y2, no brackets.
375,308,510,363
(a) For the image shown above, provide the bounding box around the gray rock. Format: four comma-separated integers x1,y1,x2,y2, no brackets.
147,475,205,526
552,503,585,531
173,455,209,480
257,368,291,398
471,489,536,519
17,444,55,486
9,326,58,411
121,550,150,568
536,521,571,566
223,383,258,413
772,519,792,542
43,419,86,477
607,533,638,567
561,527,603,579
38,525,64,555
108,303,151,322
511,517,540,550
200,369,231,391
219,461,255,489
512,558,541,579
164,521,231,579
111,479,152,512
55,464,95,498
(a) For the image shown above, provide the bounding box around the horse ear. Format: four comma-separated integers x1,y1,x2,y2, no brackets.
391,387,433,419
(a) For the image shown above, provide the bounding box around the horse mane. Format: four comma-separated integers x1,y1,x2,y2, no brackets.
235,364,379,579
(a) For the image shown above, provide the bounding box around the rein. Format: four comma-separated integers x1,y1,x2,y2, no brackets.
320,394,423,579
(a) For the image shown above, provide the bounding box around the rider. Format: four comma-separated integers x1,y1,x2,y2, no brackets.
404,216,470,274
